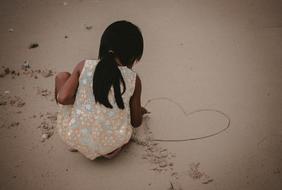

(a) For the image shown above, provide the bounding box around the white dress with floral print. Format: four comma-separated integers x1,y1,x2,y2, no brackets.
56,59,136,160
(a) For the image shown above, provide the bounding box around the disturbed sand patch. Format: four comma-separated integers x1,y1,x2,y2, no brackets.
0,63,57,142
131,116,215,189
32,112,58,142
0,62,55,79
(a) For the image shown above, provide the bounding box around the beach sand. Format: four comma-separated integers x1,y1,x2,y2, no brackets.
0,0,282,189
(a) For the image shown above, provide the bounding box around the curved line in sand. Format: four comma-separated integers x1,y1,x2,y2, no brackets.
143,97,231,142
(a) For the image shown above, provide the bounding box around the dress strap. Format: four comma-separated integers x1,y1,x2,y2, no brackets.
79,60,89,81
130,72,137,97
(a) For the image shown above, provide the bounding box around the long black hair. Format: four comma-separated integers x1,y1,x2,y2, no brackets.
93,20,144,109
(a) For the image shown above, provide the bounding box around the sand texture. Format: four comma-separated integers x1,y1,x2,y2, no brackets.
0,0,282,190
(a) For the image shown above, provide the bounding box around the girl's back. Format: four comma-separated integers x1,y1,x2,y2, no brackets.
57,59,137,159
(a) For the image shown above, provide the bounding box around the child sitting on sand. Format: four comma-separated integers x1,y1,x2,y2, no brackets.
54,20,148,160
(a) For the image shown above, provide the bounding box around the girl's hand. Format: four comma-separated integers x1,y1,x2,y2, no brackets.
141,107,150,115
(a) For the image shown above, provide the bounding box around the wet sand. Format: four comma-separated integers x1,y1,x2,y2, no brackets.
0,0,282,189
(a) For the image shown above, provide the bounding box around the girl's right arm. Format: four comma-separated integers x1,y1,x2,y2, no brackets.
129,74,147,128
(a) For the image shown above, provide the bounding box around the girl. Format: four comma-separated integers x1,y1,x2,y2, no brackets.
54,20,148,160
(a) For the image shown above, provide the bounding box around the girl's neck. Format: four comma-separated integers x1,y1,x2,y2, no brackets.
114,57,133,69
115,57,123,66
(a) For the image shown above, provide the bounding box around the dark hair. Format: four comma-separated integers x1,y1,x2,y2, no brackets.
93,20,144,109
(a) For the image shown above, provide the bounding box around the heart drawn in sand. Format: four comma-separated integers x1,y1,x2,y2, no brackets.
143,97,231,142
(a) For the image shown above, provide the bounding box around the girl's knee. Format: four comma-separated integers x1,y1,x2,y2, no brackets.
55,72,71,81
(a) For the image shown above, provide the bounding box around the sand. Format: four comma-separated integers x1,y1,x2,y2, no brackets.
0,0,282,189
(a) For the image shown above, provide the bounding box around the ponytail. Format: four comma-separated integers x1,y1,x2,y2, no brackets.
93,20,143,109
92,51,126,109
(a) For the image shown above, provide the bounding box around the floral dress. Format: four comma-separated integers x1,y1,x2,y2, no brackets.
56,59,137,160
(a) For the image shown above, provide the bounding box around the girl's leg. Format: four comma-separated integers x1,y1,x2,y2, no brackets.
103,141,131,159
55,72,71,104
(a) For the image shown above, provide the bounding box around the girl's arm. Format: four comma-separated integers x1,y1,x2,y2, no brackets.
57,60,85,105
129,74,148,128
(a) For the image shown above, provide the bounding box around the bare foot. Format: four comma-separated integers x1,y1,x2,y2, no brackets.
103,147,122,159
67,146,78,152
